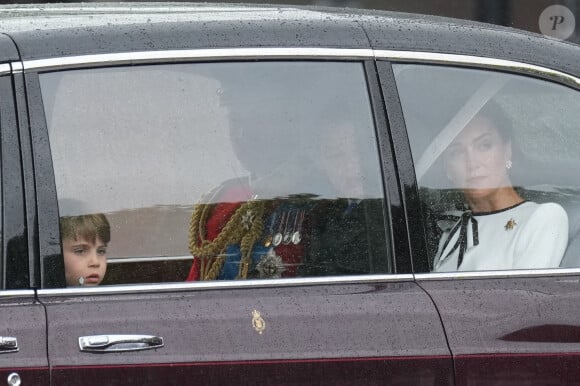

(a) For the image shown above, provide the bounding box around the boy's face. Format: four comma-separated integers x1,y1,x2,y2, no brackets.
63,236,107,286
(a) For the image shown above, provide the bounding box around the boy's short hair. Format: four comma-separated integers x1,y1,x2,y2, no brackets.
60,214,111,244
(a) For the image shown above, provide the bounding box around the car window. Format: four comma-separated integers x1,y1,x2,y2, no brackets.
40,61,391,287
394,63,580,272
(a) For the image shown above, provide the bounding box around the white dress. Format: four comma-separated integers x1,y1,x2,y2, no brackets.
433,201,569,272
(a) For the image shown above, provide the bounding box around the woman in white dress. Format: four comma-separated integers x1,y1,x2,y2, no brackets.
433,102,569,272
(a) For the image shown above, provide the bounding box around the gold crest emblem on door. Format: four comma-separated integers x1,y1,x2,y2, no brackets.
252,310,266,334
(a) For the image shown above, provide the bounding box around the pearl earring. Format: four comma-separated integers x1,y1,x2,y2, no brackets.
505,160,512,170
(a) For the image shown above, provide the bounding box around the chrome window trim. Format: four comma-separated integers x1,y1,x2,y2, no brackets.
0,5,267,13
21,47,579,291
10,61,23,73
20,48,374,72
415,268,580,281
377,50,580,90
37,274,414,296
0,63,10,75
15,48,580,90
0,290,36,297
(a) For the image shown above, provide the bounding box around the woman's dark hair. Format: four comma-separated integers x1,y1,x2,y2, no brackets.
477,100,513,142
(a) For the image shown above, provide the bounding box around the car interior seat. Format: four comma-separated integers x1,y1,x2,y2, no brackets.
518,187,580,269
559,202,580,268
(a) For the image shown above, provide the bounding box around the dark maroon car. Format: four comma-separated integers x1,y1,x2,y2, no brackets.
0,3,579,385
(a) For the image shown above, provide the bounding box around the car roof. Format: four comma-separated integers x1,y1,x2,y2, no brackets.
0,2,578,78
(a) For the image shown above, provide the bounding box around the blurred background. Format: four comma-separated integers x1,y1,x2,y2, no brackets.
6,0,578,45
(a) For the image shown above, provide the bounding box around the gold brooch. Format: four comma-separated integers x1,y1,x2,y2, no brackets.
505,218,517,231
252,310,266,334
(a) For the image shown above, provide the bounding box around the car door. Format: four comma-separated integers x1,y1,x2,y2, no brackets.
21,52,453,385
0,36,49,385
382,55,580,384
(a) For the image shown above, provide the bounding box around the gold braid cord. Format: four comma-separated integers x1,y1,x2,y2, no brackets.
189,199,265,280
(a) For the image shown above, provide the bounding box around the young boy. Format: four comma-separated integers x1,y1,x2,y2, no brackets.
60,213,110,286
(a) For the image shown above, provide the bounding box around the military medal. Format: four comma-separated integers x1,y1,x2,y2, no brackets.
272,211,286,247
263,212,278,247
291,210,305,245
256,248,286,278
272,233,283,247
282,210,293,245
291,232,301,245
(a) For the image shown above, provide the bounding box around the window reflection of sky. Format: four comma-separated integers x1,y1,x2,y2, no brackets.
41,62,384,217
394,64,580,191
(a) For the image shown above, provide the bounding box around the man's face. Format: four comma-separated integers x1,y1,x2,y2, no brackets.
63,236,107,286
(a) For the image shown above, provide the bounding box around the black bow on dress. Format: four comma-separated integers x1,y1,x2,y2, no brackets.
439,210,479,268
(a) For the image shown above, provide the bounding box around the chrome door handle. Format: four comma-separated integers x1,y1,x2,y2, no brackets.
0,337,18,353
79,334,164,353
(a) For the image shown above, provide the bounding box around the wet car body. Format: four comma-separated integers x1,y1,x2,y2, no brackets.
0,3,579,385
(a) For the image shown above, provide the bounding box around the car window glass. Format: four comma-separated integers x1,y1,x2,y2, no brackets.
394,63,580,272
40,61,391,287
